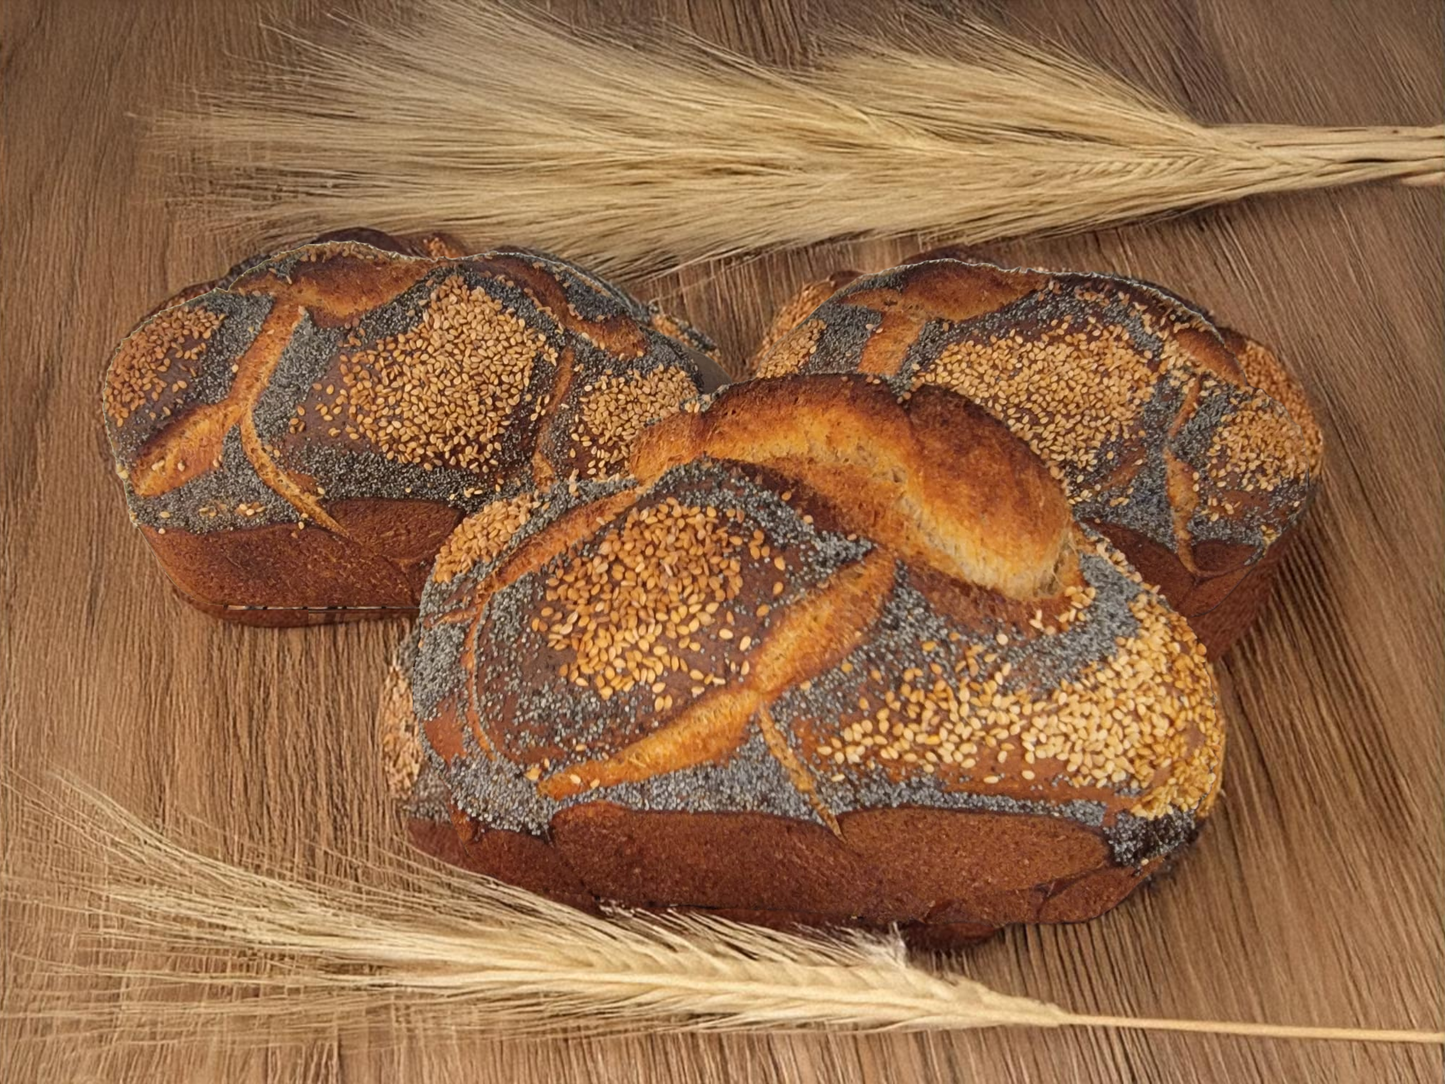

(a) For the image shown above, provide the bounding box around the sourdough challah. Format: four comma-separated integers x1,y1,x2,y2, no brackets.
397,375,1224,944
102,233,727,623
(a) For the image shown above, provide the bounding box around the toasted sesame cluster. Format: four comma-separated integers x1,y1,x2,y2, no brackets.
921,314,1160,491
1201,386,1314,505
432,493,539,584
102,305,224,425
412,376,1224,875
329,274,558,471
801,544,1222,818
576,367,701,479
1231,337,1325,472
752,275,851,367
539,495,745,698
296,240,397,267
753,318,822,379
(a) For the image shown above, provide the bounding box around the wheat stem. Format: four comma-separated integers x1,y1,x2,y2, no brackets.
1067,1015,1445,1046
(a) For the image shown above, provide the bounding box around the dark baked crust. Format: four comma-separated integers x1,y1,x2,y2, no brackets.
401,375,1222,941
102,232,728,623
749,259,1322,655
404,805,1165,949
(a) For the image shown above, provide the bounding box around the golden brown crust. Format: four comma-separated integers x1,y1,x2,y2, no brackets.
103,232,726,623
631,378,1076,601
406,801,1162,943
1220,327,1324,475
405,374,1222,939
138,229,473,323
749,269,860,372
748,258,1321,654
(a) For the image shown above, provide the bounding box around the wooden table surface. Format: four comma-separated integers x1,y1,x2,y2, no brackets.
3,1,1441,1081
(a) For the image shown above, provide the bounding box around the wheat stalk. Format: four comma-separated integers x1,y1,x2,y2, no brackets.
155,3,1443,274
6,780,1441,1047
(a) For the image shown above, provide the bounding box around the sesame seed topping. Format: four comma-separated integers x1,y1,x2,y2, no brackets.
540,495,745,697
335,274,556,471
103,304,225,424
577,367,699,480
753,319,823,378
433,493,539,584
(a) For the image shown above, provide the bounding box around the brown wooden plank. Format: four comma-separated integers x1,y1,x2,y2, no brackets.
2,0,1440,1080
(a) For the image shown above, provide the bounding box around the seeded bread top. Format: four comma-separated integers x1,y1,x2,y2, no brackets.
102,239,728,538
412,376,1223,868
750,259,1321,584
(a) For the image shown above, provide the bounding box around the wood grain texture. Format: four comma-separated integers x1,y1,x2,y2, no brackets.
1,1,1440,1081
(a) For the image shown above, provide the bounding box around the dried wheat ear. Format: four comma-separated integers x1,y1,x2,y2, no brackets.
157,4,1443,273
18,683,1437,1043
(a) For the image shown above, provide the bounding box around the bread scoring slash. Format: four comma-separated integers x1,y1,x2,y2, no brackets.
101,231,728,624
399,376,1225,946
751,257,1323,655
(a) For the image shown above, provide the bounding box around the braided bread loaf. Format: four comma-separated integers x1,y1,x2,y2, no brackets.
749,258,1322,654
398,375,1223,944
102,233,728,624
